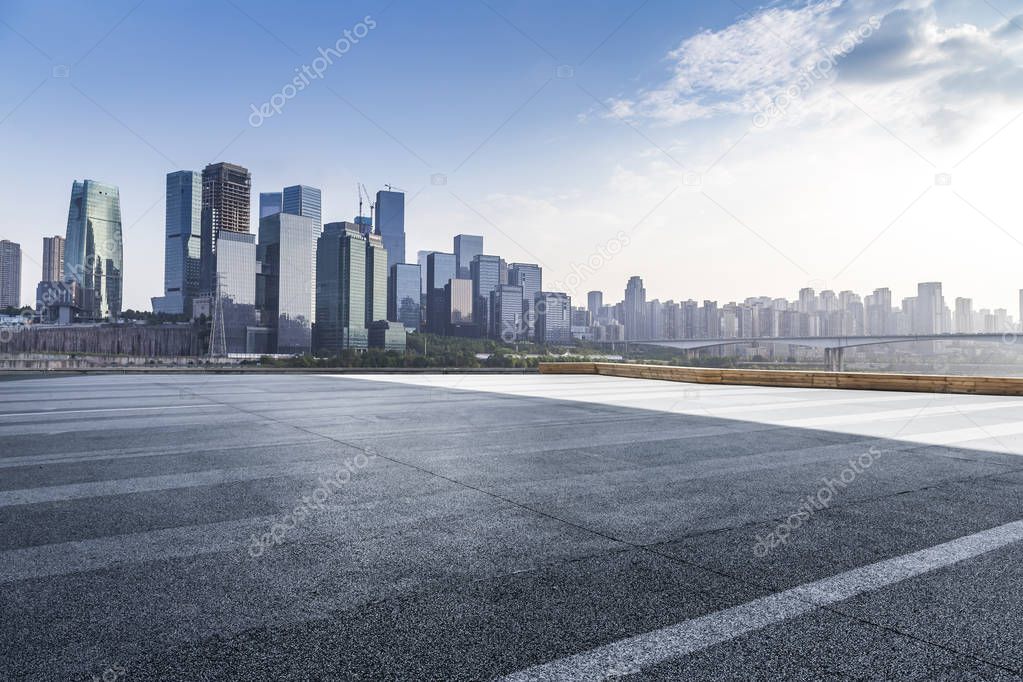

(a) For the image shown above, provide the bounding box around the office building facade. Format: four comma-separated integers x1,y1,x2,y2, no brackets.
41,236,64,283
536,291,571,344
375,190,406,271
389,263,420,331
64,180,123,319
214,230,258,353
508,262,541,340
259,192,282,219
282,185,322,225
258,212,317,354
426,252,456,334
491,284,524,341
470,254,501,337
453,234,483,279
0,240,21,309
365,233,388,326
315,222,368,352
200,162,251,295
155,171,202,315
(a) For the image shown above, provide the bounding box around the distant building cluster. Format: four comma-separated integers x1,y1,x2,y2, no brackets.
0,162,571,355
582,277,1023,342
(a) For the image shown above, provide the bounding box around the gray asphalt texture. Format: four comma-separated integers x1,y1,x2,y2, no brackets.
1,373,1022,681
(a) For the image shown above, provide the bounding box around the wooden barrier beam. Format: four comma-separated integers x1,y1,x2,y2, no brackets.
537,362,1023,397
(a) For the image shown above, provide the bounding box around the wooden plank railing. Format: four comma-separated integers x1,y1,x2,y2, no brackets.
537,362,1023,396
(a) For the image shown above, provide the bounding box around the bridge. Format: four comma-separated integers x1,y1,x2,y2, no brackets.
636,333,1019,370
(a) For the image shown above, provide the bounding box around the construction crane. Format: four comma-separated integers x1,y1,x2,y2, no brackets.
357,182,373,219
383,183,405,193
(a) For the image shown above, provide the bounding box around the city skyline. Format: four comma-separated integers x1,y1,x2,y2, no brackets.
4,1,1023,313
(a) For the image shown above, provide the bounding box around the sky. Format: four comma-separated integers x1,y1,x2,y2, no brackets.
3,0,1023,314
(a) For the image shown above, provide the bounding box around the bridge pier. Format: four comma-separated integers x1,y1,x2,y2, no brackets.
824,347,845,372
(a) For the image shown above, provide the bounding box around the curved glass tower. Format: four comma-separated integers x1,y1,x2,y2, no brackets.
64,180,123,320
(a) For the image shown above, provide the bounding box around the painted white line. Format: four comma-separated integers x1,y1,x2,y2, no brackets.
0,404,210,418
501,519,1023,681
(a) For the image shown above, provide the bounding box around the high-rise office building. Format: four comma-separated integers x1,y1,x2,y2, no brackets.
491,284,524,341
41,236,64,283
388,263,421,331
426,252,456,334
955,297,974,334
154,171,202,315
259,192,282,219
623,276,646,340
916,282,944,334
587,291,603,322
0,240,21,309
536,291,571,344
365,233,388,326
200,162,251,295
453,234,483,279
214,230,258,353
508,263,541,340
64,180,123,319
417,250,436,295
315,222,368,352
375,190,406,271
282,185,322,225
258,212,317,354
471,254,501,337
445,278,474,334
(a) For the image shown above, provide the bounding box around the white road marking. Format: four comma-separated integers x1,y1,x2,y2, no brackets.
0,404,211,418
501,519,1023,681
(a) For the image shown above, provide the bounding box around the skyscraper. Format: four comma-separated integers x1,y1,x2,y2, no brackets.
916,282,944,334
445,278,474,334
375,189,406,271
388,263,421,331
0,240,21,309
587,291,603,322
155,171,201,315
508,262,541,340
536,291,571,344
41,236,64,282
955,298,974,334
214,230,258,353
258,212,317,354
426,252,456,334
365,232,388,326
64,180,123,319
470,254,501,337
491,284,524,341
623,276,646,340
200,162,250,295
315,222,368,352
259,192,282,219
453,234,483,279
282,185,322,225
417,250,436,294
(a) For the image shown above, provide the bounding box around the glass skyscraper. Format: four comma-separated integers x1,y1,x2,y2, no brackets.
453,234,483,280
155,171,201,315
426,252,456,334
282,185,322,226
471,254,501,337
315,222,368,352
388,263,420,331
64,180,123,319
215,231,257,353
508,262,542,340
259,192,282,219
365,233,388,326
375,190,406,271
258,212,317,354
491,284,524,342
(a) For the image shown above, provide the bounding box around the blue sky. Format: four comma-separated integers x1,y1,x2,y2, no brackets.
4,0,1023,313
